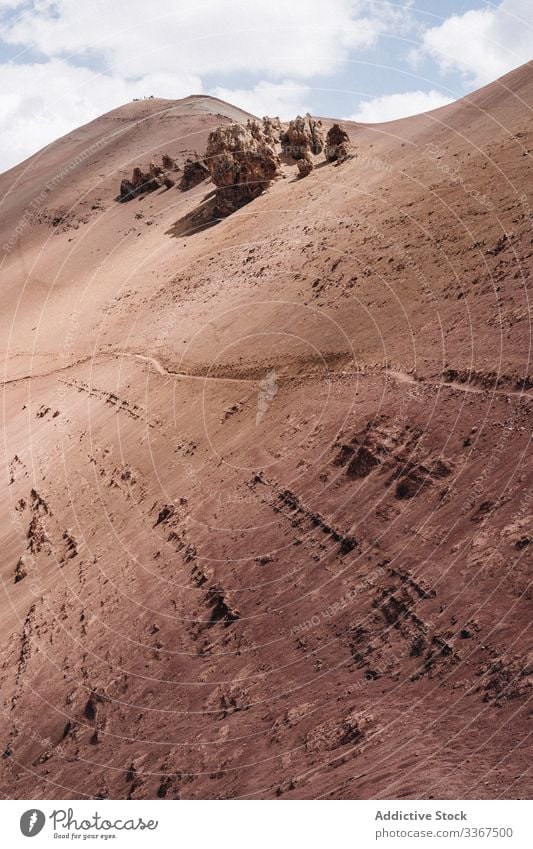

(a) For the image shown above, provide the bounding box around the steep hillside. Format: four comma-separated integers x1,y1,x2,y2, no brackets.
0,68,531,800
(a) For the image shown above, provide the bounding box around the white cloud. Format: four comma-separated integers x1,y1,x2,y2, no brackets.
0,0,415,171
7,3,529,171
210,80,311,120
1,0,405,79
0,59,201,172
347,89,453,123
420,0,533,85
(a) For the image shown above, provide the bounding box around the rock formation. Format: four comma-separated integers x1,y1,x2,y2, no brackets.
324,123,352,163
205,123,281,217
246,118,265,142
262,115,282,146
162,153,180,171
149,161,164,178
119,159,177,202
119,167,161,202
281,113,324,160
296,152,314,179
179,158,211,191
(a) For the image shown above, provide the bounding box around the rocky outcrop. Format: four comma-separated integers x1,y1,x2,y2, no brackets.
281,113,323,160
119,167,159,202
325,123,352,163
119,161,177,202
205,123,281,217
117,115,348,205
246,118,264,142
149,161,164,178
149,161,176,188
262,115,282,145
296,153,314,179
14,556,27,583
162,153,180,171
178,158,210,191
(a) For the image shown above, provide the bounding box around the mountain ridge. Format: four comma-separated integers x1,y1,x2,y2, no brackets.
0,62,531,800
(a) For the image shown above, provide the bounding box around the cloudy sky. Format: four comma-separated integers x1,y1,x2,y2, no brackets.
0,0,531,171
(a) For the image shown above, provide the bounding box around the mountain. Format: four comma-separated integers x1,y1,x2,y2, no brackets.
0,65,531,800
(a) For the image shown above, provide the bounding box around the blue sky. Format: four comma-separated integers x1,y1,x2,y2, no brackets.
0,0,531,171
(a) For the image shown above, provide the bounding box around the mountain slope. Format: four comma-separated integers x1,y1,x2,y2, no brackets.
0,67,531,800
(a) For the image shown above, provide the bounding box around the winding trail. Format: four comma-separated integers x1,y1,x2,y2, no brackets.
127,353,255,384
0,351,256,387
1,351,532,401
385,368,532,400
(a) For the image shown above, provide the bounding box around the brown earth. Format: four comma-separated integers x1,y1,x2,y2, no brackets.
0,66,532,800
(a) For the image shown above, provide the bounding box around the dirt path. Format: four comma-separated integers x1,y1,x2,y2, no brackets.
1,353,531,402
126,353,256,384
385,368,532,400
0,351,257,387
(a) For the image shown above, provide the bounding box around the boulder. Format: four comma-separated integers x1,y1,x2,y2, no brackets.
206,123,281,217
296,152,314,179
281,113,323,160
149,161,164,178
325,123,352,163
119,178,136,202
118,157,179,202
162,153,180,171
119,166,160,202
14,556,27,583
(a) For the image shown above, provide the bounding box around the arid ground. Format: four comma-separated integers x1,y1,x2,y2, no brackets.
0,63,531,799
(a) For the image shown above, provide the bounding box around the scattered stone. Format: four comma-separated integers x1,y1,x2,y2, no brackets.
14,557,27,583
154,504,175,526
305,709,373,753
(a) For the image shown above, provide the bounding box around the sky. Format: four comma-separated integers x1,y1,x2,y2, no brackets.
0,0,531,172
